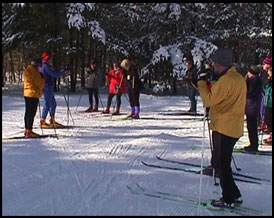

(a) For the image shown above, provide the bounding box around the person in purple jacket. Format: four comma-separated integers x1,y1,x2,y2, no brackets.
244,65,263,152
39,52,69,128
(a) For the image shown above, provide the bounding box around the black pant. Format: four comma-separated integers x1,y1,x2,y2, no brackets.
246,115,259,149
265,107,272,132
211,131,241,204
107,93,122,108
24,97,39,130
127,87,140,107
87,88,99,106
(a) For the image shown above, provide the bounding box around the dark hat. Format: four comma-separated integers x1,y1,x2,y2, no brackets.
31,58,41,67
248,65,260,75
212,48,233,66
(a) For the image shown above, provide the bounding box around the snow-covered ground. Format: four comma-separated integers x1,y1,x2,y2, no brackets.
2,84,272,216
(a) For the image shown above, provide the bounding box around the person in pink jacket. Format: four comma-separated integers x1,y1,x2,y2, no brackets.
102,62,126,115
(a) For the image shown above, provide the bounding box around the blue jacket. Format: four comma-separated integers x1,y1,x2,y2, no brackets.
39,62,67,87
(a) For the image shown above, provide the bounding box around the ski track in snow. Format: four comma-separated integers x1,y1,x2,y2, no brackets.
2,86,272,215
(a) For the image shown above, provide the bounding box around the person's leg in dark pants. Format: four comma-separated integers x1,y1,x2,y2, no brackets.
188,86,197,112
24,97,39,130
87,88,93,111
107,94,114,108
93,88,99,111
212,131,241,204
246,114,259,150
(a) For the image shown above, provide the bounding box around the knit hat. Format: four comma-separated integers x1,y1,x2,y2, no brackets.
263,56,272,66
212,48,233,66
42,52,51,61
248,65,260,75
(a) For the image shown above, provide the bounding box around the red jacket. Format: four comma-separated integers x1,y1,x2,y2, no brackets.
106,68,126,94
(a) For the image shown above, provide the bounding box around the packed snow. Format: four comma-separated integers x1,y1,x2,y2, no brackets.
2,84,272,216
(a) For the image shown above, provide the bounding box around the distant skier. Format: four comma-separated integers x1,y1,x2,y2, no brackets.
23,58,45,138
244,65,263,152
183,58,198,113
39,52,69,128
103,62,126,115
198,48,247,209
120,59,141,119
84,59,102,112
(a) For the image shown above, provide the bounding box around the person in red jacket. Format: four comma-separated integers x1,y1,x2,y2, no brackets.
102,62,126,115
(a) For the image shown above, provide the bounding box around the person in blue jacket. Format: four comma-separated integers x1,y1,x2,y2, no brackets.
39,52,69,128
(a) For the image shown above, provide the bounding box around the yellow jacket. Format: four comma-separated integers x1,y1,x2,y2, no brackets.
24,65,45,98
198,67,247,138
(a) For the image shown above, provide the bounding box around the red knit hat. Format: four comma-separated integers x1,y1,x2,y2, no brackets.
42,52,51,61
263,56,272,66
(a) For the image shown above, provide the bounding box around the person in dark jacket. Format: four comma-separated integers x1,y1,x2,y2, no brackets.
39,52,69,128
84,60,101,112
121,59,141,119
244,65,263,152
183,59,198,113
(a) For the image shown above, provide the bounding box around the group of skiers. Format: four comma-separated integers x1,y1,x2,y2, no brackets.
23,52,70,138
183,55,272,150
23,49,272,210
84,58,141,118
23,54,141,138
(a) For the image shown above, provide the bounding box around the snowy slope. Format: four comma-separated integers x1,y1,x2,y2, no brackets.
2,85,272,216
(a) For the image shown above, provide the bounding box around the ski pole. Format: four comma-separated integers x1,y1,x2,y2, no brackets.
98,91,105,111
38,99,43,135
206,111,219,186
197,107,207,215
232,155,241,171
76,86,84,112
61,86,75,124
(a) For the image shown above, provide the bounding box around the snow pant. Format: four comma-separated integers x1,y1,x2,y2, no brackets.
87,88,99,106
188,86,197,112
127,87,140,107
246,114,259,150
107,93,122,109
42,86,57,119
265,107,272,132
24,97,39,130
211,131,241,204
259,96,266,124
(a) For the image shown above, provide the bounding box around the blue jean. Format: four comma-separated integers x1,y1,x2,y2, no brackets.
42,86,57,119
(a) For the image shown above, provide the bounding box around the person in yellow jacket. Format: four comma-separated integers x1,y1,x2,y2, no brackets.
198,48,247,209
23,59,45,138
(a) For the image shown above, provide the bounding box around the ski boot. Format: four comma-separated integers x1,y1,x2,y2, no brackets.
24,129,40,138
85,105,93,112
102,107,110,114
49,117,64,128
40,119,51,129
